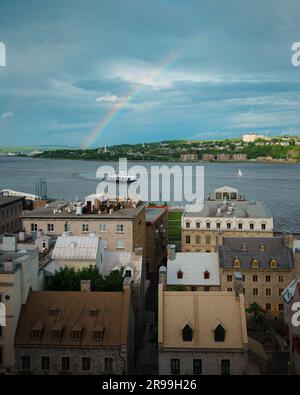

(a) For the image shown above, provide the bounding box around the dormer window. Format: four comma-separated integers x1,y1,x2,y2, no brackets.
51,329,63,341
125,270,132,278
31,330,42,340
270,258,277,269
233,258,240,268
182,324,193,342
93,328,105,342
252,258,259,268
259,243,265,252
214,324,226,342
71,330,82,341
177,270,183,279
241,243,247,252
204,271,210,280
89,308,98,317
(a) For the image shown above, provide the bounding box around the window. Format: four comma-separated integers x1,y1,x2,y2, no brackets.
241,243,247,252
177,270,183,279
61,357,70,371
253,275,258,282
51,330,62,341
31,330,42,340
253,288,258,296
82,224,89,233
279,276,284,283
206,222,211,229
279,304,284,311
171,359,180,375
204,271,210,280
82,357,91,371
227,222,231,230
100,224,107,232
216,192,222,200
104,358,113,373
249,223,254,230
116,239,125,250
186,222,191,229
266,288,271,296
270,258,277,269
47,224,54,232
238,223,243,230
227,275,233,282
206,235,211,245
185,236,191,244
227,288,233,292
216,222,221,229
261,223,266,230
214,324,225,342
116,224,124,233
41,356,50,371
196,236,201,245
182,324,193,342
266,275,271,282
265,303,272,311
233,258,240,268
193,359,202,375
252,259,259,268
94,330,104,342
221,359,230,376
21,356,31,370
196,222,200,229
125,270,132,278
259,243,265,252
71,330,82,341
31,223,37,232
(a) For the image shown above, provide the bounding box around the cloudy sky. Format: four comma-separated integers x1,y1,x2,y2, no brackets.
0,0,300,147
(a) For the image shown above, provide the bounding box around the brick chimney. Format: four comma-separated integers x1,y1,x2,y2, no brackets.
80,280,91,292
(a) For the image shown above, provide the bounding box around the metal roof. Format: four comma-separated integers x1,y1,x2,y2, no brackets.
52,235,100,260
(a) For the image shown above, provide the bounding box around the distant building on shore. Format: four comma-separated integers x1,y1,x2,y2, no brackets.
202,153,248,161
180,152,198,161
242,133,268,143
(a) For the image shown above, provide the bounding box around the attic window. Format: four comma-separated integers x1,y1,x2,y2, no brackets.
214,324,226,342
259,243,265,252
93,329,105,342
89,308,98,317
182,324,193,342
177,270,183,279
270,258,277,269
31,330,42,340
51,329,63,341
233,258,240,268
71,330,83,341
241,243,247,252
125,270,132,278
204,271,210,280
252,258,259,268
48,308,59,317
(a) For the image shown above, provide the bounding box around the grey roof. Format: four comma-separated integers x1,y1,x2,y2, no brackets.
219,237,294,270
184,200,272,219
0,196,23,208
146,207,166,223
22,201,145,220
0,250,38,273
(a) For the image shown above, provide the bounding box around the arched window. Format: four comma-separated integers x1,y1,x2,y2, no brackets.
270,258,277,269
241,243,247,252
214,324,225,342
177,270,183,279
259,243,265,252
233,258,240,268
182,324,193,342
186,222,190,229
252,258,259,268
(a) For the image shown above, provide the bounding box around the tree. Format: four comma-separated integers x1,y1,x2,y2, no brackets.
246,303,265,327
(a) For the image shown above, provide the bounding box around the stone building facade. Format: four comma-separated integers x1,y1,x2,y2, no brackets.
0,196,23,235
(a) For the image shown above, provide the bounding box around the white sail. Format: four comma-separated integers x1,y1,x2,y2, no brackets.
237,169,243,177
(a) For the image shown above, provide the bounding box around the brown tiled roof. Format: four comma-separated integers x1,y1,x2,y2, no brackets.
15,290,131,348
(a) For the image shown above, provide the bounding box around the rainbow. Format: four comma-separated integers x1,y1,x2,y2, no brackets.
81,49,183,148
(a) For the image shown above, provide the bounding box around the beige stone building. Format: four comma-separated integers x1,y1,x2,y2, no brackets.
145,207,168,273
21,198,146,254
0,247,42,373
180,152,198,162
0,196,23,235
14,283,134,375
182,186,273,253
218,236,294,318
158,276,248,375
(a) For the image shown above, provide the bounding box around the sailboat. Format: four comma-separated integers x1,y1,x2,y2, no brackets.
237,168,243,177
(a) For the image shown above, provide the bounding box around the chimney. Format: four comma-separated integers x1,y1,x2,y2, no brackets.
80,280,91,292
167,245,176,261
234,272,243,299
283,232,293,248
159,265,167,288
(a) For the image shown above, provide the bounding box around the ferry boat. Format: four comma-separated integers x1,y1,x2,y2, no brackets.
105,171,137,183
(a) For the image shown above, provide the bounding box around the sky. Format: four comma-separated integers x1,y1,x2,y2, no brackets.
0,0,300,148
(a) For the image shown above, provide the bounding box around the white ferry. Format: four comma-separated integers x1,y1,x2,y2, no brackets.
105,171,137,183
